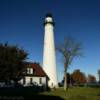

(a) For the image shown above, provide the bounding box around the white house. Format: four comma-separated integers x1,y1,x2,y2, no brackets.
19,62,49,89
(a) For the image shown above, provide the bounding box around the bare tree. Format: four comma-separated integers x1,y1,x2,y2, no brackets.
57,37,82,90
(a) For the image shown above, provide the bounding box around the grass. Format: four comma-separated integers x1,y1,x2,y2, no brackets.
40,87,100,100
0,87,100,100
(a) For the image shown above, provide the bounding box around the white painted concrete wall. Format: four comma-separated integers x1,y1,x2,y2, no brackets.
19,76,46,87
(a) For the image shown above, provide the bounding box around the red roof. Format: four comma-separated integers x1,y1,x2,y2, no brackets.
26,62,48,77
31,63,47,77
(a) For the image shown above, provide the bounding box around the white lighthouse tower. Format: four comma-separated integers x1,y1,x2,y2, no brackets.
43,14,58,88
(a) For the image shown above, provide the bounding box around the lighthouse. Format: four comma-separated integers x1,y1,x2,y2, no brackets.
43,14,58,88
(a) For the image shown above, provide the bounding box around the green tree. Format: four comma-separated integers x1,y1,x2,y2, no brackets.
0,43,27,84
61,73,73,87
57,37,82,90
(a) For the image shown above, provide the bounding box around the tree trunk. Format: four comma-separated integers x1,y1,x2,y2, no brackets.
64,62,68,90
64,71,67,90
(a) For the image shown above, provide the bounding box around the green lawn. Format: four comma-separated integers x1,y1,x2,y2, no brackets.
40,87,100,100
0,87,100,100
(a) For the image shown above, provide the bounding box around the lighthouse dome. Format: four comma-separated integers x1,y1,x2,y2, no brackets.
44,13,55,26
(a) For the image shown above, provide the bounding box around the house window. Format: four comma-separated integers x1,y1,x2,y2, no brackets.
39,78,42,84
27,68,33,74
29,68,33,74
23,77,26,84
30,78,33,84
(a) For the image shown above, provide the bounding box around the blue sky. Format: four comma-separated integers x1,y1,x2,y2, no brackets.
0,0,100,82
